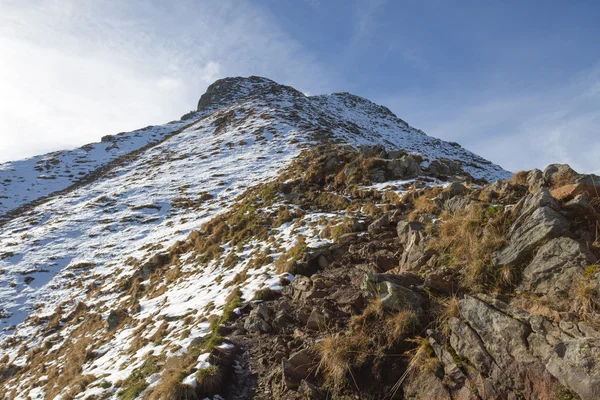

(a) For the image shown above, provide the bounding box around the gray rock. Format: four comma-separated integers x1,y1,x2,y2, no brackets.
543,164,578,186
396,220,424,244
518,237,596,309
306,310,326,330
428,159,462,177
527,169,545,193
528,317,600,400
437,182,468,202
545,339,600,400
445,195,470,214
387,155,421,179
282,349,315,389
244,306,272,333
449,317,494,375
368,214,390,234
494,206,570,268
458,296,536,368
361,274,425,313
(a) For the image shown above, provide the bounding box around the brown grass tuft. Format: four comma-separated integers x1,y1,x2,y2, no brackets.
428,203,510,289
316,332,370,388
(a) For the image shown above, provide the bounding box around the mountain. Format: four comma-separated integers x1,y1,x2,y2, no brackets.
0,76,598,400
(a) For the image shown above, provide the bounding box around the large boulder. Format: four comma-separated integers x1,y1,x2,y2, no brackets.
428,159,462,178
518,237,596,310
453,296,561,398
543,164,578,187
528,315,600,400
494,206,569,268
551,183,600,201
387,155,421,179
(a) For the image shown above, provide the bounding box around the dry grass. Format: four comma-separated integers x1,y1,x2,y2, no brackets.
385,310,419,346
428,203,510,289
316,332,370,388
406,187,444,221
146,356,189,400
509,171,529,186
350,297,385,330
252,287,280,301
274,237,307,274
388,337,441,398
196,365,224,395
573,279,599,316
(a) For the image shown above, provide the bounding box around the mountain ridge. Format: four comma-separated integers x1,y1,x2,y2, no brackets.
0,76,511,220
8,77,594,400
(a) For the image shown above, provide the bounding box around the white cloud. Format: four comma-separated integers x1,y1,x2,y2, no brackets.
0,0,327,163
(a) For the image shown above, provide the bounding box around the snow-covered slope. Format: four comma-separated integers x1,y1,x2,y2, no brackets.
0,76,512,399
0,119,202,219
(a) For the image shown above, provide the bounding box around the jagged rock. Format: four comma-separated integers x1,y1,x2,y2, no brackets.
527,169,545,193
512,187,559,220
298,380,326,399
551,183,600,201
518,237,596,309
543,164,578,186
306,310,326,330
359,144,387,158
282,349,315,389
244,305,272,333
438,182,468,202
368,214,390,234
428,159,462,177
387,155,421,179
458,296,535,367
528,315,600,400
328,288,365,310
373,250,398,272
428,331,474,397
453,296,575,399
397,220,433,272
291,275,312,292
449,317,494,375
396,220,424,244
478,180,526,204
423,272,457,294
494,205,570,268
361,273,425,313
444,195,470,214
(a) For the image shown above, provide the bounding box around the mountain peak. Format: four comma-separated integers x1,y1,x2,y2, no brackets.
197,75,304,111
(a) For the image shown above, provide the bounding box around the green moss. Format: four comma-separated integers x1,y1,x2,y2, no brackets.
99,380,112,389
585,264,599,277
117,355,164,399
554,386,581,400
196,365,219,381
274,237,307,274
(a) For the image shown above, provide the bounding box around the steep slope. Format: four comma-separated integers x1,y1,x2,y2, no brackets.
0,76,521,400
0,119,200,219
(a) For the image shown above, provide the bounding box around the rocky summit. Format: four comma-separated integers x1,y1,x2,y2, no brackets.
0,76,598,400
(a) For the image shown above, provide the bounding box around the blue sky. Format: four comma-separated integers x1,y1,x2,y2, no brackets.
0,0,599,174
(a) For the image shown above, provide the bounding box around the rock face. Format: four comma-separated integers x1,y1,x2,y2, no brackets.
494,189,570,268
518,237,596,309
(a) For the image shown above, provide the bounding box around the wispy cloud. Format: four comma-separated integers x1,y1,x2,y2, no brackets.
0,0,328,162
381,64,600,174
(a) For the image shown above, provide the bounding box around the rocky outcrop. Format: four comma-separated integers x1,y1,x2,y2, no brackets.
518,237,596,309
